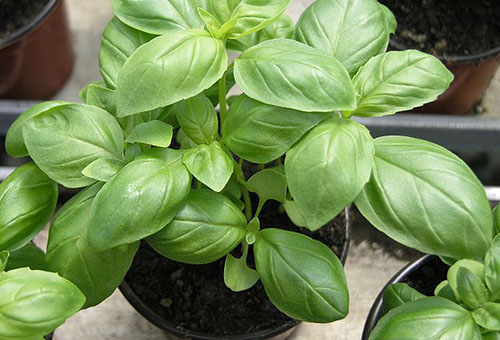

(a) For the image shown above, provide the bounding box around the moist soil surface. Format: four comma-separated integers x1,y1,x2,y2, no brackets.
0,0,50,39
125,200,348,336
380,0,500,56
403,256,449,296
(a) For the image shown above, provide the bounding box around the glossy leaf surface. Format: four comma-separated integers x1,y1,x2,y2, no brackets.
381,283,426,315
455,267,489,310
247,166,286,204
81,158,125,183
176,93,218,145
5,244,46,272
125,120,173,147
472,302,500,331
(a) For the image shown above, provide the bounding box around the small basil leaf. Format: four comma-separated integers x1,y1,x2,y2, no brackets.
472,303,500,331
224,253,259,292
434,280,458,303
0,268,85,339
148,189,246,264
349,50,454,117
112,0,205,35
234,39,355,112
5,244,46,271
222,95,328,163
79,82,116,115
295,0,391,76
81,158,126,183
23,104,124,188
254,228,348,322
116,30,228,117
125,120,173,147
447,259,486,303
198,7,221,38
176,93,218,145
88,149,191,250
221,174,242,201
99,17,156,89
485,235,500,300
382,283,426,315
183,142,234,192
355,136,494,260
46,183,138,308
5,101,70,158
455,267,489,310
369,297,481,340
0,163,58,251
247,166,286,204
176,128,198,150
0,251,8,272
285,117,374,230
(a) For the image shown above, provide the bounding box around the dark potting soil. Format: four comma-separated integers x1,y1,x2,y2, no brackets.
0,0,50,39
125,201,348,336
403,256,449,296
380,0,500,56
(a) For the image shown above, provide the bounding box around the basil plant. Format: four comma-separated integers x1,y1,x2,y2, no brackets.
3,0,456,324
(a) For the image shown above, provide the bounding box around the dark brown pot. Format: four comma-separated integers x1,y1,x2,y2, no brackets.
0,0,74,100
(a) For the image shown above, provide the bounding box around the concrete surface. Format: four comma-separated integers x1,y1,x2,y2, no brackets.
44,1,498,339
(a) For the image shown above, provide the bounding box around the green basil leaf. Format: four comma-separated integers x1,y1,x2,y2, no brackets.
434,280,459,303
4,244,46,272
447,259,486,303
0,163,58,251
46,184,138,308
148,189,246,264
23,104,124,188
176,128,198,149
5,101,70,158
176,93,218,145
295,0,391,76
182,141,234,192
472,303,500,331
355,136,493,259
222,174,242,200
224,253,259,292
0,268,85,339
483,331,500,340
116,30,228,117
247,166,286,204
125,120,173,147
455,267,489,310
285,117,374,230
79,81,116,115
222,95,327,163
120,105,179,137
369,297,481,340
382,283,426,315
254,228,348,322
207,0,291,39
0,251,8,272
112,0,205,35
88,149,191,250
198,7,221,38
235,39,355,112
485,235,500,300
349,50,454,117
227,14,293,52
81,158,126,183
494,205,500,234
99,17,156,89
379,3,397,35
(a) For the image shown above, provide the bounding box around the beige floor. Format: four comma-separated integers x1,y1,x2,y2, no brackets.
47,1,499,339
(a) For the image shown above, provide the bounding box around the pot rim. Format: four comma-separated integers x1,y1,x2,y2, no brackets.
0,0,61,48
361,254,435,340
120,206,353,340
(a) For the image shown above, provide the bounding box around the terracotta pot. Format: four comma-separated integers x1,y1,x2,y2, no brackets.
0,0,74,99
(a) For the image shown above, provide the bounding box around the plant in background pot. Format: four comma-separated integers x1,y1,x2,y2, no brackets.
3,0,454,338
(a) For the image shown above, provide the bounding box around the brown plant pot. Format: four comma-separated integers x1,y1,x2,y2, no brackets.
0,0,74,100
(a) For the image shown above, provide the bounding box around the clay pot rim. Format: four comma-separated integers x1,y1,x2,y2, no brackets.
120,206,352,340
0,0,61,48
390,39,500,63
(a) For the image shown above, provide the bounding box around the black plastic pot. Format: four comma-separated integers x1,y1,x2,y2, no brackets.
120,207,352,340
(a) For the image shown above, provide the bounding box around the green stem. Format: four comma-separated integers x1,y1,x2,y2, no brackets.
233,159,252,221
219,72,228,125
255,200,265,218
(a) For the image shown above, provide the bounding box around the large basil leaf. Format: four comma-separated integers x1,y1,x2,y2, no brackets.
88,149,191,250
222,95,327,163
234,39,355,112
182,141,234,192
382,283,426,315
472,303,500,331
148,189,246,264
349,50,453,117
206,0,291,39
99,17,156,89
5,101,70,158
116,30,227,117
254,228,348,322
485,235,500,300
112,0,204,35
23,104,124,188
0,268,85,339
355,136,493,259
295,0,390,76
5,244,46,271
0,163,57,251
285,117,374,230
176,93,218,145
369,297,481,340
46,184,138,308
